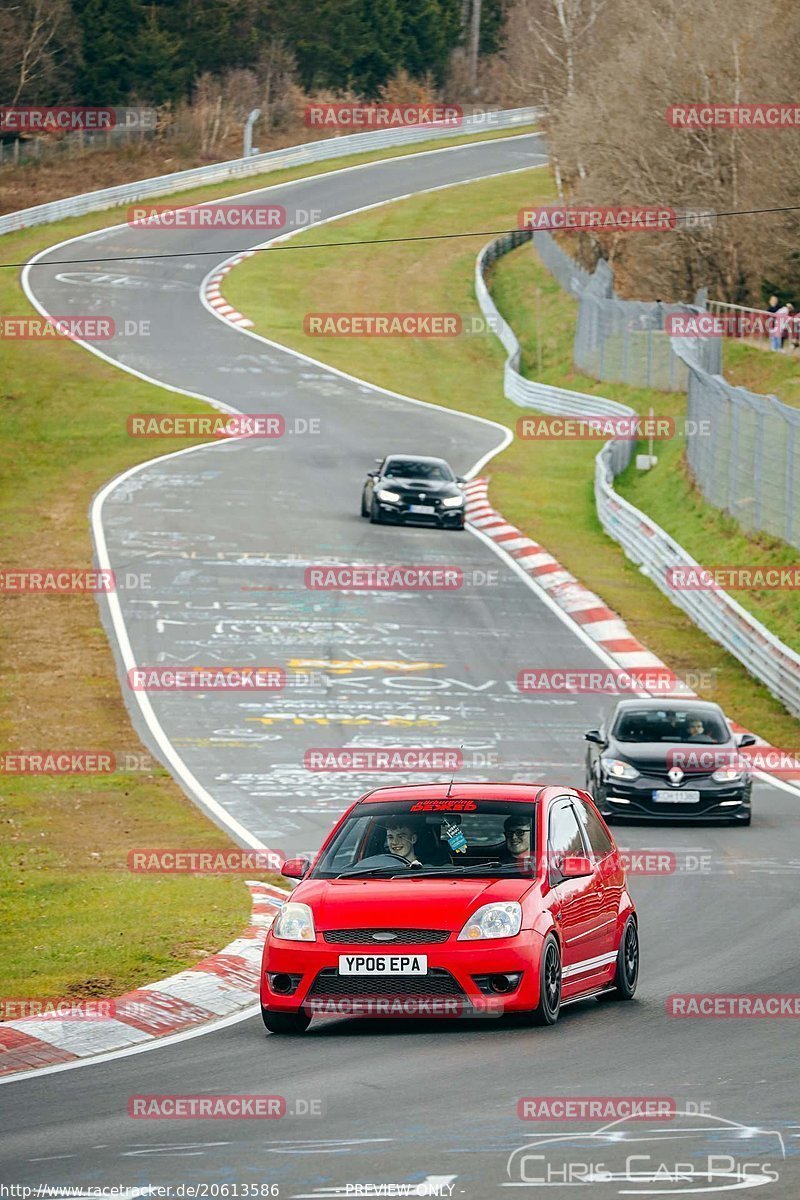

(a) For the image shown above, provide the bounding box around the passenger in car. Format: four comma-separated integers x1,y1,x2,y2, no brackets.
499,815,532,865
663,711,685,739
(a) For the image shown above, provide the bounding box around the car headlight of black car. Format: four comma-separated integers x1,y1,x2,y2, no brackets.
376,488,401,503
600,757,640,781
441,495,465,508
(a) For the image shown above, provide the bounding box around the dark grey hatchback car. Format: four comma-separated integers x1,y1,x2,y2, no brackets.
361,454,467,529
584,698,756,824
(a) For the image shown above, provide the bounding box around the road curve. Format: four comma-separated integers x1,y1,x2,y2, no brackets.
3,134,799,1199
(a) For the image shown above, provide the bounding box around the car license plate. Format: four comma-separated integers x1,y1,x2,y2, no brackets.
408,504,435,515
653,790,701,803
338,954,427,975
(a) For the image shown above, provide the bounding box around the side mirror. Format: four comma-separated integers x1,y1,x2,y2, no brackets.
456,476,466,484
281,857,309,880
561,854,595,879
367,471,379,479
736,733,757,748
584,730,605,745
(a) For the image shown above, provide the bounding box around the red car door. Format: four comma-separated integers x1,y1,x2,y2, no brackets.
547,798,615,994
573,794,622,959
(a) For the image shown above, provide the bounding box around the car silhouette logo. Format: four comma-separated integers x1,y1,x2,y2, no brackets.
505,1110,786,1194
419,493,427,501
668,766,684,785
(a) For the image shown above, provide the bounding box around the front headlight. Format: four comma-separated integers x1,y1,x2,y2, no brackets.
458,901,522,941
377,489,401,503
271,902,316,942
441,494,465,508
712,768,744,782
600,757,640,781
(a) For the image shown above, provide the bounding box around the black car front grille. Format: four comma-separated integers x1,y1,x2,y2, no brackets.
323,929,450,945
308,968,464,998
633,767,715,782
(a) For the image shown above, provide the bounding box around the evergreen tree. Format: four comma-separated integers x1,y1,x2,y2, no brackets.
399,0,461,86
33,0,500,107
351,0,405,95
130,6,185,102
73,0,142,102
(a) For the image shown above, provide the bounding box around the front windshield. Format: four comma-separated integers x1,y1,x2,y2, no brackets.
613,708,728,744
383,459,453,481
312,800,537,879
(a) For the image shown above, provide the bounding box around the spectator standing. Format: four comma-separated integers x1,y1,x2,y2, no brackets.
774,300,792,351
767,295,781,349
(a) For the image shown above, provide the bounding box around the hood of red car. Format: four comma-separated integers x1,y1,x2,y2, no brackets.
291,876,535,930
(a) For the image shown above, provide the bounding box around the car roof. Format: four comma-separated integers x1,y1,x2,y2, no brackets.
358,783,548,804
612,698,725,715
382,454,451,466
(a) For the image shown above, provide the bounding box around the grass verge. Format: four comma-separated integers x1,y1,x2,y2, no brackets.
224,166,800,748
2,126,528,999
724,340,800,410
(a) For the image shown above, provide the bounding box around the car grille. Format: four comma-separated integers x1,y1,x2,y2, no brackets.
323,929,450,944
635,767,715,782
308,968,464,998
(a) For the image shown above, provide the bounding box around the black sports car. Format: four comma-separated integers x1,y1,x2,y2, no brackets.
361,454,467,529
584,698,756,824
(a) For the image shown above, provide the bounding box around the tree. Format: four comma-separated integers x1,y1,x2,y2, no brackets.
0,0,80,103
401,0,462,87
546,0,800,303
498,0,609,111
73,0,142,102
130,5,185,102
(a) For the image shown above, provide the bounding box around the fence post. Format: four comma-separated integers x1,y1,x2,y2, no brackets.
646,328,653,388
597,302,605,377
728,401,740,523
753,408,764,529
786,423,796,545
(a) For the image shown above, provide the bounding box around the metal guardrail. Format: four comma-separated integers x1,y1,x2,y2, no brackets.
0,107,540,236
476,230,637,478
475,230,800,719
594,457,800,718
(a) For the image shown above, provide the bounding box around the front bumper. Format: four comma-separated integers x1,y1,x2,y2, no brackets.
596,775,752,820
377,497,465,526
260,931,545,1017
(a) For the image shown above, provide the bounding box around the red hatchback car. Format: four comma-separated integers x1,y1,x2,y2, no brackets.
260,783,638,1034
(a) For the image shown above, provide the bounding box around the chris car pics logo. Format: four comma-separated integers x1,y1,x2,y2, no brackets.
505,1111,784,1192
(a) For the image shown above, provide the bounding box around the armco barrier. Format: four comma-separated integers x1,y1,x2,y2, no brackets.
0,107,539,235
475,229,636,480
475,231,800,719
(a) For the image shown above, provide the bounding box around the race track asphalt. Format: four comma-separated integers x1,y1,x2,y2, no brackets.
3,132,799,1199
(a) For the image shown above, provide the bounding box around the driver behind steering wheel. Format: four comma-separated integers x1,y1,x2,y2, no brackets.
384,821,422,866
